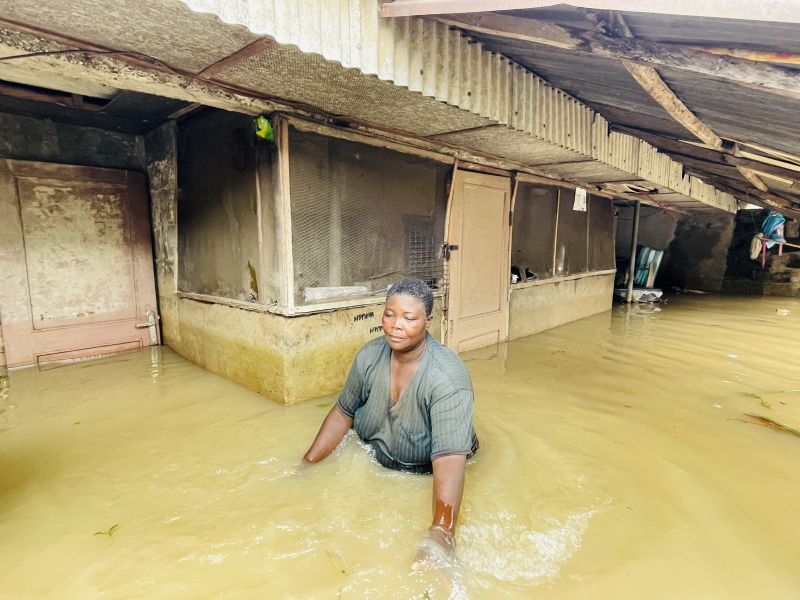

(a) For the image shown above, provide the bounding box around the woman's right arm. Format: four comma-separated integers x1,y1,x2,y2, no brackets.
303,349,366,464
303,403,354,463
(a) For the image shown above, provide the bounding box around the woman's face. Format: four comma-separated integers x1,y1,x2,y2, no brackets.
382,293,431,352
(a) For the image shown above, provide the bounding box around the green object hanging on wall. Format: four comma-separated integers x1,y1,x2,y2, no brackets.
253,115,274,141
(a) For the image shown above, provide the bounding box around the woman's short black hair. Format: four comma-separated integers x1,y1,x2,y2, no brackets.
386,277,434,317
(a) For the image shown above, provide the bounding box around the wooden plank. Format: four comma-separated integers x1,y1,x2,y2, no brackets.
736,166,769,192
736,149,800,174
687,169,800,214
433,13,579,49
197,38,274,79
734,140,800,167
276,117,296,313
620,60,723,148
286,115,455,165
614,59,775,212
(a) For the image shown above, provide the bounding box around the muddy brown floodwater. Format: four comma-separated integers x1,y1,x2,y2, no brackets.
1,294,799,599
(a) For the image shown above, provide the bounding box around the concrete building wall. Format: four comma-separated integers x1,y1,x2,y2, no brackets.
508,273,615,340
659,212,736,291
615,204,678,259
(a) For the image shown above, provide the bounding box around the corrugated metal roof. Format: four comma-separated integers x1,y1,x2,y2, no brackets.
0,0,741,211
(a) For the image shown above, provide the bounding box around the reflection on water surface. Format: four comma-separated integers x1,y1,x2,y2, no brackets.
1,295,799,599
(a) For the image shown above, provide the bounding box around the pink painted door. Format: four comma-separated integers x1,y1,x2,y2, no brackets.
0,160,159,368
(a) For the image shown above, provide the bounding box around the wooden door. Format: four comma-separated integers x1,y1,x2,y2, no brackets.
446,170,511,353
0,160,159,369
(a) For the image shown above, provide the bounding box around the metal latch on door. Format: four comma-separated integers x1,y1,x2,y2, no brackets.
441,243,459,260
135,309,160,345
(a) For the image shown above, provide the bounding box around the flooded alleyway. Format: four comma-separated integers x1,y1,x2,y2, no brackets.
1,295,799,599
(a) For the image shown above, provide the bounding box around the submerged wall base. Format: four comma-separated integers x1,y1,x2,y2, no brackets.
163,296,443,405
508,273,614,340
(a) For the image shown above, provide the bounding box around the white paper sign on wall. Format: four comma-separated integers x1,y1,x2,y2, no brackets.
573,187,587,212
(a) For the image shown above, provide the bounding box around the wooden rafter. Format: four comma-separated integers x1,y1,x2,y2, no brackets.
433,13,579,48
197,38,274,79
736,165,769,192
620,60,722,149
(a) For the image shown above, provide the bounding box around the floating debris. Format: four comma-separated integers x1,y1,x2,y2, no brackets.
743,414,800,439
324,548,348,574
93,524,119,538
747,393,772,409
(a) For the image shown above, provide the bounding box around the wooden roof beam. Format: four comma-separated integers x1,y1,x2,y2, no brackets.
433,12,580,48
620,60,722,149
619,59,781,203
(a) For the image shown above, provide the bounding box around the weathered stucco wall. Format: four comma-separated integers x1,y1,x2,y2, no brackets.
158,295,442,405
178,111,264,302
615,204,678,260
509,273,614,340
0,111,144,170
658,212,736,291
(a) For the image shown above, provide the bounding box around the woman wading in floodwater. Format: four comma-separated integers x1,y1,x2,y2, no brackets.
303,277,479,566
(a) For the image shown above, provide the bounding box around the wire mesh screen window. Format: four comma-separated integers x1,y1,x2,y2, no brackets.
289,129,449,305
511,184,558,281
555,188,589,275
588,196,615,271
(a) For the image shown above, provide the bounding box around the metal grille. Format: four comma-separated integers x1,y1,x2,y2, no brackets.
405,216,441,287
289,128,447,305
